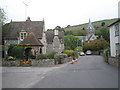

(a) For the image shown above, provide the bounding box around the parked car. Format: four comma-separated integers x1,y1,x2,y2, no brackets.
86,50,92,55
79,52,85,56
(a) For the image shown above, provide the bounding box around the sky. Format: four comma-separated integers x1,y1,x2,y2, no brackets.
0,0,120,30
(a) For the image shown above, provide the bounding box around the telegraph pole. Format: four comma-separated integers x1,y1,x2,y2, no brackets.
23,2,28,20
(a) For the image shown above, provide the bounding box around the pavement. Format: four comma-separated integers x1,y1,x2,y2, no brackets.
2,61,70,88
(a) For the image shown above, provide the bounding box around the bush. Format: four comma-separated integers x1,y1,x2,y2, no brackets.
36,54,47,60
47,51,56,59
8,44,24,59
54,55,67,59
7,56,16,60
63,50,74,57
75,46,83,51
72,51,79,58
36,52,56,60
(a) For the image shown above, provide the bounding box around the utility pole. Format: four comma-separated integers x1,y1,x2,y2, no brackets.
23,2,28,20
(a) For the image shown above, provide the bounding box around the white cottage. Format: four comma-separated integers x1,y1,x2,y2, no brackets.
108,19,120,57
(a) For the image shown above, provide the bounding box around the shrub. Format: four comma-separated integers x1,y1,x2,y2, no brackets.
54,55,67,59
8,44,24,59
47,51,56,59
36,54,47,60
63,50,74,57
75,46,83,51
72,51,79,58
7,56,16,60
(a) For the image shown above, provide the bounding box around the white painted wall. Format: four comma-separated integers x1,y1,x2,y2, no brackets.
118,1,120,18
110,24,119,57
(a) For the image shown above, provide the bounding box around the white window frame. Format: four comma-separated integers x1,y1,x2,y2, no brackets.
115,23,119,36
20,31,27,41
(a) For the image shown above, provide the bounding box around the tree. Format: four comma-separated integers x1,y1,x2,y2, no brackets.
0,8,7,25
8,44,24,59
54,26,65,31
83,37,109,51
64,31,73,35
101,22,105,27
64,35,82,50
99,28,110,42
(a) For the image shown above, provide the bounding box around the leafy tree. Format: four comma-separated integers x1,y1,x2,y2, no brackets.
0,8,7,25
64,35,82,50
64,31,73,35
8,44,24,59
67,25,71,28
83,37,109,51
101,22,105,27
99,28,110,42
76,30,87,36
54,26,65,31
75,46,83,51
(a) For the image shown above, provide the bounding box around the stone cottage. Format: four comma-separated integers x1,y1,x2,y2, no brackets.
3,17,64,57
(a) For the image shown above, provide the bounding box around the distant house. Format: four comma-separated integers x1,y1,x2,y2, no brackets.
3,17,64,57
108,19,120,57
76,19,97,42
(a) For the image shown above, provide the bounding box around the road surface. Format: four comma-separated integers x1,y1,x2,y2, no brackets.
2,55,118,88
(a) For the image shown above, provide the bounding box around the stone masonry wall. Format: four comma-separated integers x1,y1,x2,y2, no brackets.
2,57,72,67
108,57,120,67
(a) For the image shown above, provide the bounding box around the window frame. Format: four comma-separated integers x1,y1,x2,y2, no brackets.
115,23,119,36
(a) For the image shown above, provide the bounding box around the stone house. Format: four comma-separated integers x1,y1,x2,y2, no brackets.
108,19,120,57
3,17,64,57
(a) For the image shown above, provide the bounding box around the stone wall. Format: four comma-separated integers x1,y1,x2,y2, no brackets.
108,57,120,67
2,57,72,67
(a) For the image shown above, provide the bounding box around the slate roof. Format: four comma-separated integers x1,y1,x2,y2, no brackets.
46,30,64,44
108,18,120,27
19,32,43,46
75,36,86,41
4,17,44,40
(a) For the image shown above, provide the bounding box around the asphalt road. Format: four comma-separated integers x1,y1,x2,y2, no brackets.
31,55,118,88
2,55,118,88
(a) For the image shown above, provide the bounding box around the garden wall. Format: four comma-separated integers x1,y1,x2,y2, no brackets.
2,57,72,67
108,57,120,67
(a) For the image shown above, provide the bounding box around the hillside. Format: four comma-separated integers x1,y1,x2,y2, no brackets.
64,18,118,36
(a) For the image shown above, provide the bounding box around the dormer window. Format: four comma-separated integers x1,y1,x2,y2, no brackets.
20,30,27,41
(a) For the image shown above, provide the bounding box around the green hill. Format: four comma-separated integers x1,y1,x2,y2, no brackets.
64,18,118,36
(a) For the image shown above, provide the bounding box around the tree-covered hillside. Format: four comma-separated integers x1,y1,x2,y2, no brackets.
64,18,118,36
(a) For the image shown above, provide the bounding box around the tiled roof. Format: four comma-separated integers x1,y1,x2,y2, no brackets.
19,32,43,46
4,18,44,40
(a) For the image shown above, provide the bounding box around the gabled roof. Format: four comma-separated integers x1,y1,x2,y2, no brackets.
108,18,120,27
4,17,44,40
19,32,43,46
87,34,96,41
46,30,64,44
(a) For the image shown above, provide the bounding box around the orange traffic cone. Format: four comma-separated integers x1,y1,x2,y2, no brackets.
71,60,75,64
75,59,78,62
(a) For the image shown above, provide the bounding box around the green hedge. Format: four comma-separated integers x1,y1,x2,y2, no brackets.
36,52,56,60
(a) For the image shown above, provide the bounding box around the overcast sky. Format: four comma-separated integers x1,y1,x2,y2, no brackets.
0,0,120,30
